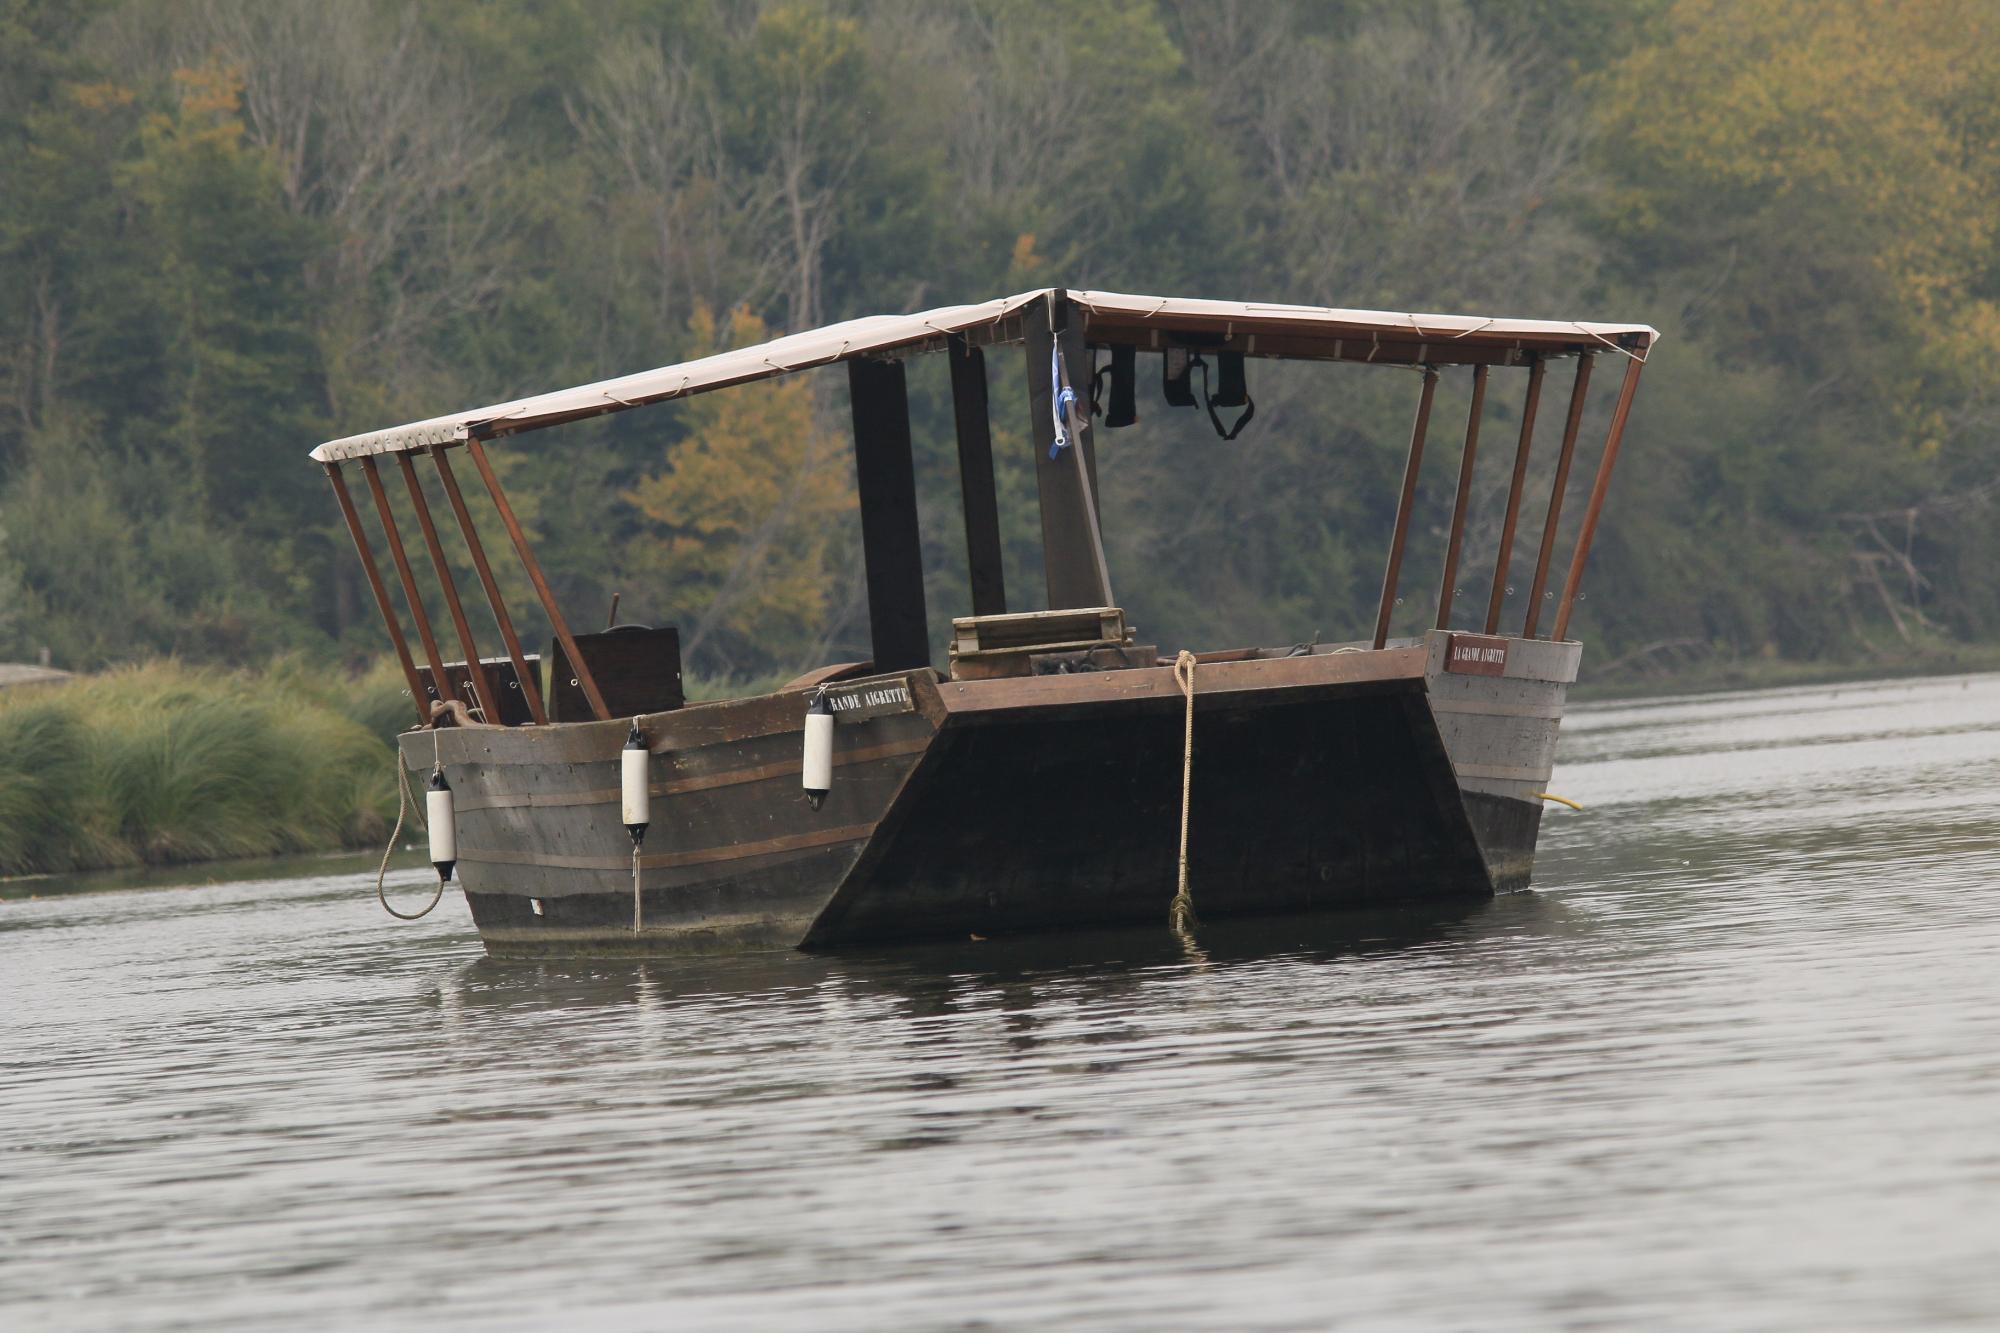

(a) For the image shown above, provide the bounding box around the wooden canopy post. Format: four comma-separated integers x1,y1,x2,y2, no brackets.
1522,354,1595,639
429,445,548,725
848,357,932,670
324,462,429,727
1024,292,1113,610
1553,354,1647,642
360,455,457,713
948,334,1007,618
1373,367,1439,650
464,435,611,722
1484,355,1546,635
1435,364,1488,631
396,452,494,720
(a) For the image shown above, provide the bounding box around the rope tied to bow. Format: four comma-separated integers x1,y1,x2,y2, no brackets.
632,841,643,934
1171,649,1198,933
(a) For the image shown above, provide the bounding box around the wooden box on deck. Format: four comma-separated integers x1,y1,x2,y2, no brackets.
548,627,685,722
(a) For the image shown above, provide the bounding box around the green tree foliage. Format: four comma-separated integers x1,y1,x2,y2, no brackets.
2,0,1996,683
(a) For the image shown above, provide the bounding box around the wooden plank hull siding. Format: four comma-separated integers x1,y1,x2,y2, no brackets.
400,674,939,958
398,641,1578,956
1422,631,1581,891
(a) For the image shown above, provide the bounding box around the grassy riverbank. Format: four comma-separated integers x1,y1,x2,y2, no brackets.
10,644,1998,882
0,659,409,877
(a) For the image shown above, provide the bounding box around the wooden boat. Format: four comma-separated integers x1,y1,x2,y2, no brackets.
311,289,1653,957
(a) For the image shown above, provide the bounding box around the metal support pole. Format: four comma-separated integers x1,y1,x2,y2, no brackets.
1435,364,1488,631
1554,354,1647,642
429,445,548,725
1373,367,1439,650
360,455,458,713
464,435,611,722
397,452,495,721
848,357,932,671
325,463,429,727
1485,356,1546,635
1522,354,1595,639
948,334,1007,618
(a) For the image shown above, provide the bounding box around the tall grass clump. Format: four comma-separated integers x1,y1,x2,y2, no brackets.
260,653,416,746
0,702,94,874
0,660,400,875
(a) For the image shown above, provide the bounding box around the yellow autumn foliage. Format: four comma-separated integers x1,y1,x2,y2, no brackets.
1598,0,2000,359
623,305,855,672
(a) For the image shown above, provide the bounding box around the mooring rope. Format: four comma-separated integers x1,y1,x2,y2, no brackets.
375,755,444,921
1171,649,1199,933
428,698,500,728
632,842,643,934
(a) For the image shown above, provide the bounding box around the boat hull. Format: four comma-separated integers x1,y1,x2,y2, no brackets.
402,631,1578,957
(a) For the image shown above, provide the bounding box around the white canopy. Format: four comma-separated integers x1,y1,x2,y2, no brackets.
309,288,1657,462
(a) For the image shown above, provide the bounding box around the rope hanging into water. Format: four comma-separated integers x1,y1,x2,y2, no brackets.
375,754,444,920
632,843,643,934
1171,649,1199,933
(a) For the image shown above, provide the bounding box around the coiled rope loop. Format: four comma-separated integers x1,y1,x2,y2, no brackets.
375,738,444,921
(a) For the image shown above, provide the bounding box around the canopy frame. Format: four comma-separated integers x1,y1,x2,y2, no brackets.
311,287,1654,728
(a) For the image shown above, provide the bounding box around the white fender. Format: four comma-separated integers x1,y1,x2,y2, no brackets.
621,721,651,839
426,768,456,882
803,691,834,810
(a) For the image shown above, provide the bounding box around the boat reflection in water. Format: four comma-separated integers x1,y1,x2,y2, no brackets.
432,893,1570,1027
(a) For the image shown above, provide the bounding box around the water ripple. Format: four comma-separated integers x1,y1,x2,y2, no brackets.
6,675,2000,1328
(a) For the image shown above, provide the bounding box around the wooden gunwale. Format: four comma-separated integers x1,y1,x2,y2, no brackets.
936,646,1429,720
419,652,1432,765
422,649,1443,772
450,735,932,811
416,670,940,767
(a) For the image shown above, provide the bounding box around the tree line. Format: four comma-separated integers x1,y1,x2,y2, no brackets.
3,0,1997,684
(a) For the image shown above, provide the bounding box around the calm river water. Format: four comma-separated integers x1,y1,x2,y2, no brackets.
6,674,2000,1330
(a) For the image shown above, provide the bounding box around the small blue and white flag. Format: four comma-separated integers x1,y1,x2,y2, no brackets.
1050,341,1079,460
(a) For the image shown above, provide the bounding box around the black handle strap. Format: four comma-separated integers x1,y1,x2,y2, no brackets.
1191,357,1255,440
1206,390,1255,441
